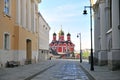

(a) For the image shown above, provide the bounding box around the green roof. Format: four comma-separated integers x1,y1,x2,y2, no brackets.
53,32,56,36
67,33,71,36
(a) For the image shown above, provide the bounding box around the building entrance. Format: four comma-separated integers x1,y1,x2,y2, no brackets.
26,39,32,64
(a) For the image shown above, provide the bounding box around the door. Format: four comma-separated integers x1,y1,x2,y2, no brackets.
26,39,32,64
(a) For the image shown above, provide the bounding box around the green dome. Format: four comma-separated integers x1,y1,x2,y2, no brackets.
53,32,56,36
67,33,71,36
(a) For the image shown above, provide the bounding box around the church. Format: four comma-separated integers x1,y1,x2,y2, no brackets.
49,29,75,57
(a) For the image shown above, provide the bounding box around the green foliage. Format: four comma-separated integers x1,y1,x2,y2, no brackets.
82,51,90,59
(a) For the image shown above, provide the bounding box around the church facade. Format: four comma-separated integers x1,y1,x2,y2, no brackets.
49,29,75,57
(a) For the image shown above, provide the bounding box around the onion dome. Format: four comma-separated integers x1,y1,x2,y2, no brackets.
53,32,56,36
59,29,64,35
67,33,71,36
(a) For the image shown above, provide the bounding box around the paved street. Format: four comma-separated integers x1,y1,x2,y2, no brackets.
0,59,90,80
1,59,119,80
31,59,90,80
0,60,56,80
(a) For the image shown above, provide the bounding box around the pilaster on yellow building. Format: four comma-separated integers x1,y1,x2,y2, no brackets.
0,0,41,67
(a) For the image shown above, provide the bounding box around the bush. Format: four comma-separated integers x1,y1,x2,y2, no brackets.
82,51,90,59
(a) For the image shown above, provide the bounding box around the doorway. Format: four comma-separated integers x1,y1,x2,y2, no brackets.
26,39,32,64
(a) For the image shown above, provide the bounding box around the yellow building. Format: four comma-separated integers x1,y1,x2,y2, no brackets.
0,0,41,67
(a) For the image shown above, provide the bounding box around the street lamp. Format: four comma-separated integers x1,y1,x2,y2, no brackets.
77,33,82,63
83,5,94,71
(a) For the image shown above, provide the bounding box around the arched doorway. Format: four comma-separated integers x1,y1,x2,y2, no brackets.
26,39,32,64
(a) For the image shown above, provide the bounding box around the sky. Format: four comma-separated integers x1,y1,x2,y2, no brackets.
38,0,93,51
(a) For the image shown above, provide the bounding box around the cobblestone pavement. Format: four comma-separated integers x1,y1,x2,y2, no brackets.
31,60,90,80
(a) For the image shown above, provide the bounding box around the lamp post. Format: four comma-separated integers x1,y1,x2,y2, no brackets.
83,5,94,71
77,33,82,63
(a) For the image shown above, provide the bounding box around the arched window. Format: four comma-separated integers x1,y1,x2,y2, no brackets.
4,33,10,50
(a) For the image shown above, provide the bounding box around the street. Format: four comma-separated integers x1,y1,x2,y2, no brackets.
0,59,91,80
31,59,90,80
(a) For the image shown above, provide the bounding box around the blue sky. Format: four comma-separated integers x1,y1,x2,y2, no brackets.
38,0,92,51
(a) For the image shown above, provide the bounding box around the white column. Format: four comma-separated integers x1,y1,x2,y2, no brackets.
112,1,120,49
16,0,21,25
93,4,100,64
100,0,107,53
21,0,26,28
28,0,32,31
33,3,35,32
98,0,107,65
105,0,110,30
31,2,35,32
108,0,120,70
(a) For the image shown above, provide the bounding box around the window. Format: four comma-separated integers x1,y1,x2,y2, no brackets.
4,33,10,50
41,50,43,53
43,25,45,28
109,0,112,28
4,0,10,15
108,39,112,51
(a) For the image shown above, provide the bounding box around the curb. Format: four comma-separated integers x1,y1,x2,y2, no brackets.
24,64,56,80
79,64,96,80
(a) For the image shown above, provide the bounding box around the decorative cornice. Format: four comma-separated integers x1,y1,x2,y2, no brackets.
93,0,105,12
93,2,99,12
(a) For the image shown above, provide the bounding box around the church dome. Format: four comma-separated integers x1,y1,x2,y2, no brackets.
59,29,64,35
53,32,56,36
67,33,71,36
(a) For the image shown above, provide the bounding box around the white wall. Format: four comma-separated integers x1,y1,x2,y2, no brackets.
38,13,50,50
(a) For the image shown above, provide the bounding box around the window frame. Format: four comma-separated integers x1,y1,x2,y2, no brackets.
4,0,11,16
3,32,10,50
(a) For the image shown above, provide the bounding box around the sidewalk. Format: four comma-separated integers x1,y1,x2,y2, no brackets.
0,60,57,80
79,60,120,80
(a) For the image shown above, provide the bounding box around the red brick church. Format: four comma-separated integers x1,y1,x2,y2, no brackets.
49,29,75,57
